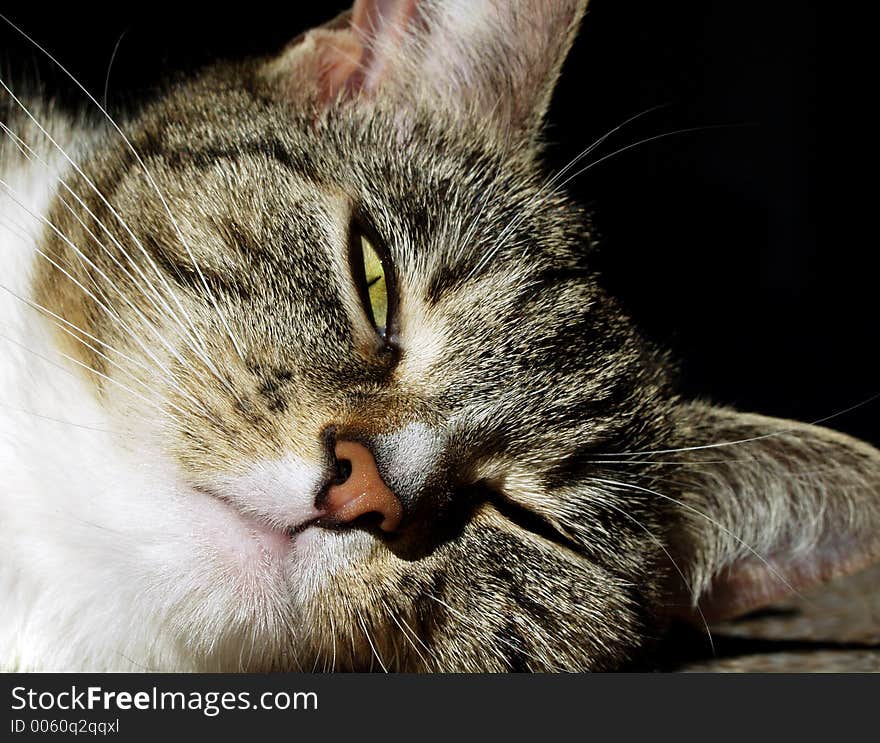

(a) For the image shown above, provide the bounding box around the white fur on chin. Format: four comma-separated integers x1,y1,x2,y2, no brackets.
0,117,346,672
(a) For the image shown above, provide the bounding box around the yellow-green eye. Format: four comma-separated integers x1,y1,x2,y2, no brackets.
350,220,395,340
361,233,388,332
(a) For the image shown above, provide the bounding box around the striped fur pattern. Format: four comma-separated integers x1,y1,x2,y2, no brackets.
1,1,878,671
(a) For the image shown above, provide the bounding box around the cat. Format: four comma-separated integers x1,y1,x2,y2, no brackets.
0,0,877,672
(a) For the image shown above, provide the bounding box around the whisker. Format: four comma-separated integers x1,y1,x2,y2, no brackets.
383,600,429,671
0,330,184,421
0,270,217,423
0,179,195,386
0,187,234,422
0,17,246,361
466,104,668,280
588,486,715,654
378,600,403,671
424,592,561,672
1,270,158,379
328,610,338,673
592,392,880,459
1,123,30,158
587,457,757,466
102,27,129,111
0,399,114,433
545,124,744,202
41,312,195,406
480,124,744,277
0,120,244,402
0,75,209,355
591,476,805,604
356,608,388,673
274,609,304,673
1,123,200,344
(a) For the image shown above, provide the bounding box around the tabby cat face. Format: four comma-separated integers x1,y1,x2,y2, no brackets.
31,0,880,671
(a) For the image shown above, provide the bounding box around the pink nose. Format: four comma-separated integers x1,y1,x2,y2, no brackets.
324,440,403,532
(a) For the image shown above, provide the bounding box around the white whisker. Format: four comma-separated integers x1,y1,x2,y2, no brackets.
424,592,560,672
589,487,714,654
0,267,215,422
0,399,114,433
356,609,388,673
467,105,669,279
102,28,129,111
0,76,209,351
0,178,191,383
593,392,880,459
0,17,245,360
0,254,157,378
328,611,338,673
0,116,244,403
591,476,803,602
1,123,209,353
0,330,184,421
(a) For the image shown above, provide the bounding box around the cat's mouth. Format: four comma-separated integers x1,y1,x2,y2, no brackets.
205,493,390,548
190,486,323,559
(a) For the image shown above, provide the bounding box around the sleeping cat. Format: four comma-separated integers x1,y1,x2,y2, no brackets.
0,0,877,672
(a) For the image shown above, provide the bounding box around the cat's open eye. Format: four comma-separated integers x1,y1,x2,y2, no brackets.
349,220,395,341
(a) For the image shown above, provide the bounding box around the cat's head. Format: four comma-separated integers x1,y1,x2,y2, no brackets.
35,0,880,670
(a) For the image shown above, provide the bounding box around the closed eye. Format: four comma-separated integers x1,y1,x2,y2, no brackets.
479,483,587,557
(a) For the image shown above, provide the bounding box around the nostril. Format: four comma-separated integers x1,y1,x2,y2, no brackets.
333,458,353,485
322,440,403,532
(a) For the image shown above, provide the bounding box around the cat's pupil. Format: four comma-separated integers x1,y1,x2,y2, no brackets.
349,220,393,339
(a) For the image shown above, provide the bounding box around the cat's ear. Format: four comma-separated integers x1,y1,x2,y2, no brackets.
664,401,880,622
264,0,590,137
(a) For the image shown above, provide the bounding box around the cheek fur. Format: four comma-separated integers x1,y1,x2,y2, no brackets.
207,454,326,528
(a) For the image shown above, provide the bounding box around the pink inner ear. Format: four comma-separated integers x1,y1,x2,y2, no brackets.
312,0,421,102
348,0,421,94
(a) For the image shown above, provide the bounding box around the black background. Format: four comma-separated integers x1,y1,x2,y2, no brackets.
1,1,875,443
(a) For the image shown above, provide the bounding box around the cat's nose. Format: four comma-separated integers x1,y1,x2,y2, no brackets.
323,440,403,532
